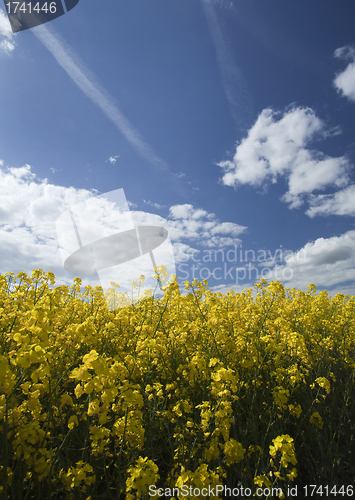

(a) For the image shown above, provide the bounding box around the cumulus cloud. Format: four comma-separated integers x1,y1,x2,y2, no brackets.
2,163,354,297
166,204,246,248
169,204,213,221
306,184,355,218
0,163,96,281
208,231,355,297
218,106,350,209
267,231,355,295
0,9,15,54
172,242,199,264
333,46,355,102
130,203,246,251
0,164,247,291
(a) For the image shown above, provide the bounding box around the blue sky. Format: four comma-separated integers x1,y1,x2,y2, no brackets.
1,0,355,298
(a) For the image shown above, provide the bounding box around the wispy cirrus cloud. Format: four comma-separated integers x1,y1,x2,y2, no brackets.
218,106,350,210
200,0,253,132
33,25,184,192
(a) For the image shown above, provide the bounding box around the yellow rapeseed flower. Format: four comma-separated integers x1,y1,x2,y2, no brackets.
309,411,323,430
315,377,331,394
126,456,159,497
223,438,246,466
68,415,79,429
269,435,297,472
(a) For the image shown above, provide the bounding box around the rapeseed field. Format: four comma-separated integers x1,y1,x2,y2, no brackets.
0,268,354,499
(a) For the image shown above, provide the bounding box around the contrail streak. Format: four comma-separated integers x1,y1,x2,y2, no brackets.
33,24,184,191
200,0,253,133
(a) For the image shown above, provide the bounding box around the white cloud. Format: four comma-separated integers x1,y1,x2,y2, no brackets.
169,204,212,220
306,184,355,217
0,163,96,281
132,203,246,249
2,163,354,297
172,242,199,264
107,156,119,165
143,199,165,210
207,232,355,297
0,9,15,54
218,106,350,209
266,231,355,295
210,221,243,236
334,46,355,102
0,164,247,289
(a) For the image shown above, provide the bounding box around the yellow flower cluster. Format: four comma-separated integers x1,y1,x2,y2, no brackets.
59,461,96,492
126,456,159,499
172,463,224,499
269,434,297,481
309,411,323,430
0,269,354,498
